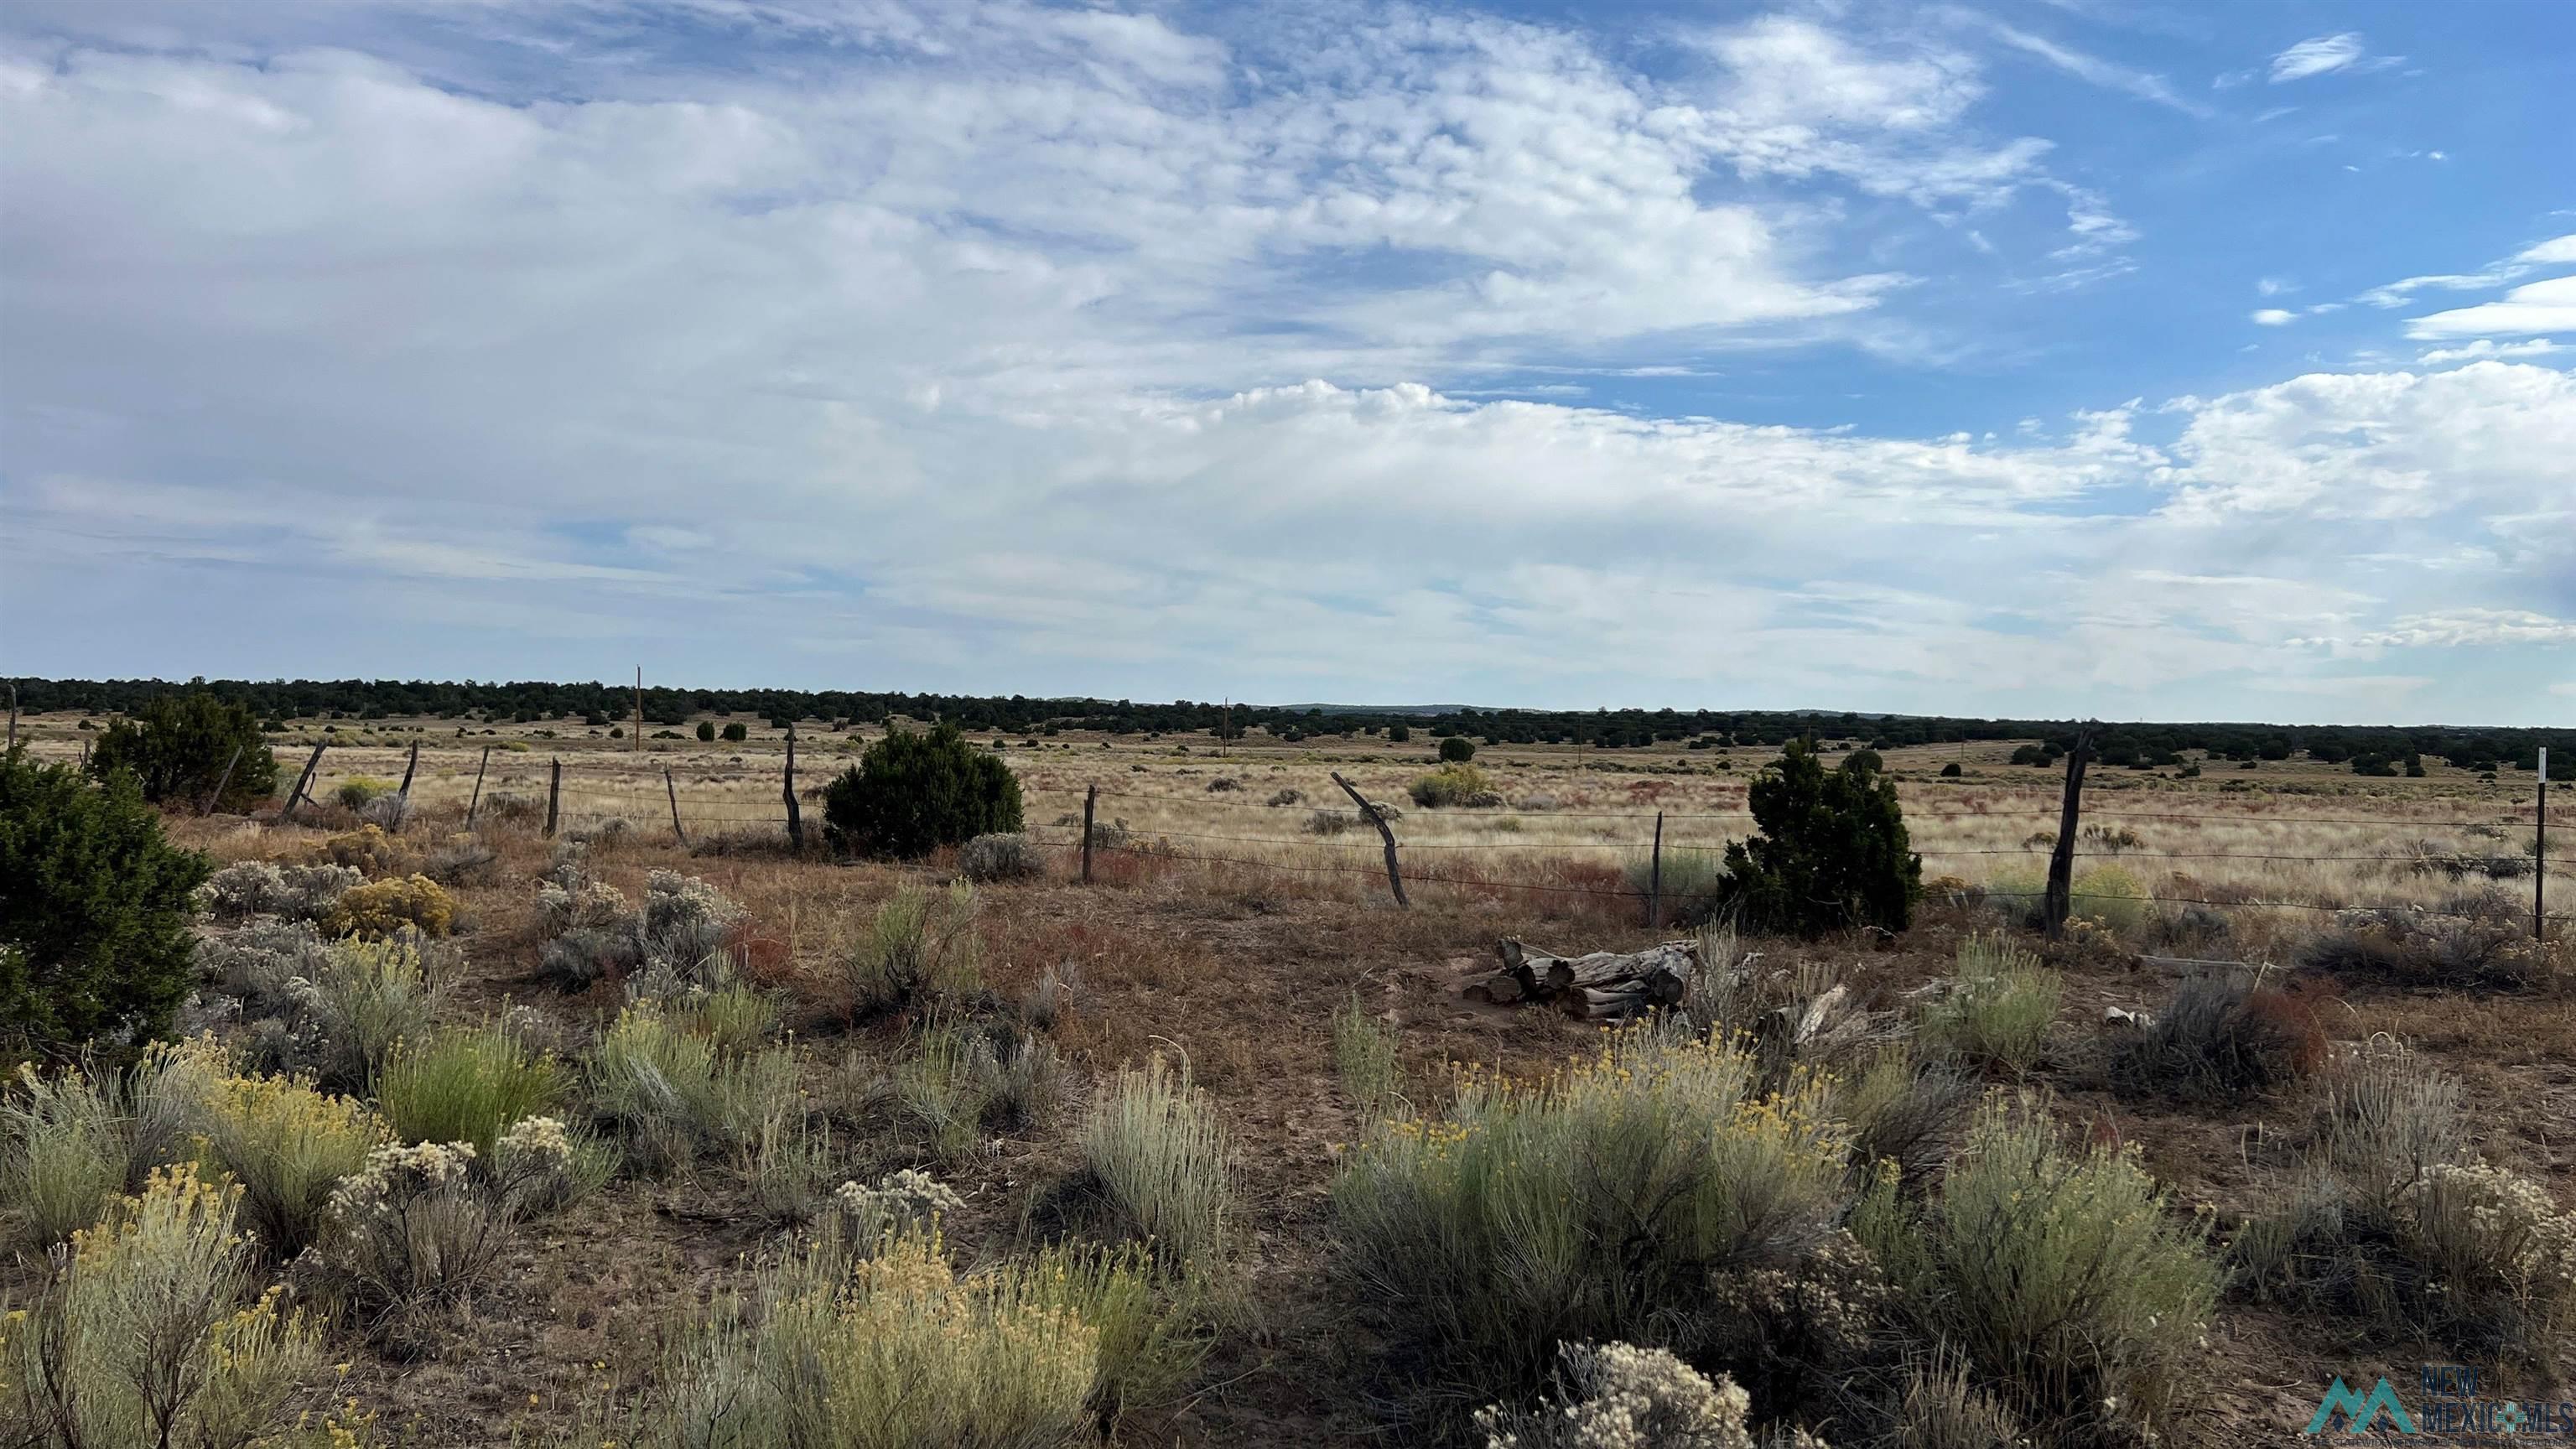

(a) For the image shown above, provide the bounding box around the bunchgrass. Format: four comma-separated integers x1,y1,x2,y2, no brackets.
1332,1020,1852,1404
1332,997,1402,1119
377,1021,564,1155
1079,1053,1236,1269
584,1006,797,1174
1,1065,126,1254
566,1222,1190,1447
1852,1094,2219,1438
1919,934,2060,1077
839,881,983,1020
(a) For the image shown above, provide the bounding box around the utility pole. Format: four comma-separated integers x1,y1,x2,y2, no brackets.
634,666,644,753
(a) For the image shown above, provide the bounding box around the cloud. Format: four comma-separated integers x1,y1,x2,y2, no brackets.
2407,277,2576,339
2251,309,2296,325
2268,33,2397,83
2355,234,2576,310
2417,338,2566,365
2516,234,2576,265
1973,17,2211,117
0,1,2568,720
2301,610,2576,649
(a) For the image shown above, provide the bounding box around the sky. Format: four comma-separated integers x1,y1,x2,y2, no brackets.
2,0,2572,724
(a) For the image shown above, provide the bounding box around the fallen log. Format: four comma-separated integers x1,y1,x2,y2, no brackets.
1470,937,1704,1019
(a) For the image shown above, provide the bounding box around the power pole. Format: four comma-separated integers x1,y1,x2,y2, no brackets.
634,666,644,753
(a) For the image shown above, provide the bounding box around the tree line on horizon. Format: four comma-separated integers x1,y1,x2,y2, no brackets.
8,675,2565,772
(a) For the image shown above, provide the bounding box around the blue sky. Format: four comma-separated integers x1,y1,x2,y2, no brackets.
2,0,2571,723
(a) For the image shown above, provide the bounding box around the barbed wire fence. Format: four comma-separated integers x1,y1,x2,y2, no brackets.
273,735,2566,937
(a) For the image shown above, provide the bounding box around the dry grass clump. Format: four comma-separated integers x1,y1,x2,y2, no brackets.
837,880,984,1020
321,873,455,940
2236,1051,2575,1364
2297,891,2558,990
0,1165,321,1447
1077,1053,1236,1268
864,1022,1063,1163
1332,997,1402,1118
583,1005,797,1175
1919,936,2060,1078
1888,1354,2025,1449
286,932,449,1093
1332,1021,1852,1406
2109,971,2323,1104
561,1221,1197,1448
1853,1096,2219,1442
1831,1046,1976,1187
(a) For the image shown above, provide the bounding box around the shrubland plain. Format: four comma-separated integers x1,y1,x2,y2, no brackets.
3,699,2571,1449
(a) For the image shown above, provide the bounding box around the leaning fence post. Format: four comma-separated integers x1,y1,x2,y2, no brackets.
396,739,420,803
2537,747,2550,942
544,758,561,838
465,746,491,828
1647,810,1665,929
2043,724,2096,938
782,725,803,850
1332,771,1408,907
200,745,243,817
666,767,689,849
1082,783,1097,884
278,743,325,826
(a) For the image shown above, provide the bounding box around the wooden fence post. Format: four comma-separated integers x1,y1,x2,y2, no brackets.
544,758,561,838
5,682,15,752
782,725,803,850
1331,771,1408,907
1082,783,1097,884
2043,724,2096,938
278,743,325,826
666,767,689,849
465,746,491,828
200,745,243,817
1647,811,1664,929
396,739,420,802
2537,747,2549,942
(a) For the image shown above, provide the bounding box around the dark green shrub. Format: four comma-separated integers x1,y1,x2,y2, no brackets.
720,722,749,743
823,722,1023,859
1939,761,1963,778
85,693,278,811
1,750,212,1051
696,721,716,742
1711,738,1921,936
1840,747,1884,776
1437,735,1475,764
1386,724,1410,744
